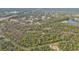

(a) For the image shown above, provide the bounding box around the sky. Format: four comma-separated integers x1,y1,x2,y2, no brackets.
0,0,79,8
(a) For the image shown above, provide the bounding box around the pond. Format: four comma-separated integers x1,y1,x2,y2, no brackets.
67,19,79,24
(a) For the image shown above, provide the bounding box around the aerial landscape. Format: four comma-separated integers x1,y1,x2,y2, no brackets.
0,8,79,51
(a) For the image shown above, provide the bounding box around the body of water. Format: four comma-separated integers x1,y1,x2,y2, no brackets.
67,19,79,26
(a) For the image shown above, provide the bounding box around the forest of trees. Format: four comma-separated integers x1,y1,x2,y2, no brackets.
0,12,79,51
